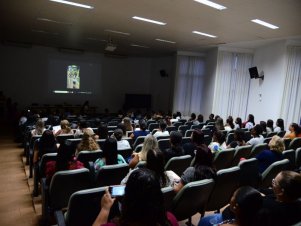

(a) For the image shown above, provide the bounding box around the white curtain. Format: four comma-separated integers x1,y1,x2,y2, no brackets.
280,46,301,126
212,51,253,119
173,55,205,116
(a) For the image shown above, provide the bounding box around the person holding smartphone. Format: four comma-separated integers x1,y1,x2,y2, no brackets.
93,168,179,226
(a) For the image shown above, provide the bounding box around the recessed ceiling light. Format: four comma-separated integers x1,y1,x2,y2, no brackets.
49,0,94,9
194,0,227,10
37,17,72,25
192,31,217,38
104,29,130,36
251,19,279,29
130,44,149,48
155,38,176,44
132,16,166,25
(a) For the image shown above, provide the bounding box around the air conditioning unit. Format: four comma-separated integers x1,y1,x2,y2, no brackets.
105,43,117,52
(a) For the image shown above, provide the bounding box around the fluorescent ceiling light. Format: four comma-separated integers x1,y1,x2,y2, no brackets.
132,16,166,25
155,38,176,44
49,0,94,9
104,29,130,36
32,29,59,35
192,31,217,38
37,17,72,25
131,44,149,48
194,0,227,10
251,19,279,29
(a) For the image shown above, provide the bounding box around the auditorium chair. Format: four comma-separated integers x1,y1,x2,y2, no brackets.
164,155,192,176
289,137,301,150
213,148,235,171
238,158,260,188
249,143,268,158
161,186,175,211
282,149,296,170
231,145,252,166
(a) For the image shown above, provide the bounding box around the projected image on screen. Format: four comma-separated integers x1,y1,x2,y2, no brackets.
67,65,80,89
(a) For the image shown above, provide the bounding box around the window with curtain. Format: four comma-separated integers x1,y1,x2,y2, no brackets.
212,51,253,119
280,46,301,126
173,55,205,116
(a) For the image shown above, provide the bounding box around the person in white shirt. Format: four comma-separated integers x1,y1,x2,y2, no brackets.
114,129,131,150
153,120,169,138
247,124,264,146
245,114,255,130
274,118,285,133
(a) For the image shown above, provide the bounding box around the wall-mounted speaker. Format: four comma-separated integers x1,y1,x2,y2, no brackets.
249,67,259,79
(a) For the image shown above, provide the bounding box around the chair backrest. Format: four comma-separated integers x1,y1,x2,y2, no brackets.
147,120,156,127
158,139,171,151
134,144,143,152
213,149,235,171
182,137,192,145
185,121,193,127
95,163,129,187
244,131,252,141
283,138,292,150
152,128,159,135
65,187,106,226
39,153,58,178
164,155,192,176
249,143,268,158
282,149,296,170
201,128,211,136
56,134,75,145
277,130,286,138
135,161,146,168
77,150,103,166
178,125,189,136
166,126,177,133
133,136,146,149
173,122,183,129
65,138,82,150
289,137,301,150
185,129,194,138
49,168,92,210
264,137,272,144
231,145,252,166
118,148,133,159
148,123,159,132
226,133,235,145
161,186,175,211
267,132,277,138
96,139,106,150
206,167,240,212
204,135,212,146
238,158,260,188
261,159,290,188
296,147,301,168
172,179,215,221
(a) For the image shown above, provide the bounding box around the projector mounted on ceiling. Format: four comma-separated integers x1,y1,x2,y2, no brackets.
105,43,117,52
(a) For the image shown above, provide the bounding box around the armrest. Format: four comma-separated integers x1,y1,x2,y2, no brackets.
41,178,49,219
88,161,96,186
54,210,66,226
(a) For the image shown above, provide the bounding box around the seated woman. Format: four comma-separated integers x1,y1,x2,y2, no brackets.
227,129,246,149
247,124,264,146
284,123,300,139
224,116,235,131
113,129,131,150
75,130,100,156
45,143,84,183
163,131,185,162
174,145,216,193
198,186,263,226
256,135,284,173
94,138,126,171
153,120,169,138
128,134,158,169
215,117,225,131
183,129,206,157
208,130,226,153
54,119,74,136
266,119,274,134
130,119,150,140
235,117,242,129
31,119,46,136
122,117,134,134
93,168,179,226
97,123,109,140
274,118,284,133
147,148,180,187
244,114,255,130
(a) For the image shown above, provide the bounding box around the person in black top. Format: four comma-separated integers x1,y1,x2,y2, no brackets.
163,131,184,162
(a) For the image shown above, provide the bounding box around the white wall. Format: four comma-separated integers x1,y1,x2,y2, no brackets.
0,44,175,113
247,40,287,123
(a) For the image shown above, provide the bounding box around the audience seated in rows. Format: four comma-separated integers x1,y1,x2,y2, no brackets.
163,131,185,162
174,145,216,193
153,120,169,138
206,113,215,124
128,134,158,169
256,135,285,173
75,130,100,156
54,119,74,136
247,124,264,146
31,119,46,136
45,143,84,183
74,120,92,138
208,131,226,153
94,138,126,171
93,168,179,226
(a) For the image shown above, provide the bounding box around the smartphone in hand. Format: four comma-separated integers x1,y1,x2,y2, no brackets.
109,185,126,197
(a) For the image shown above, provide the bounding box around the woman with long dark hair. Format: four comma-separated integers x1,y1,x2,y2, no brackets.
93,168,179,226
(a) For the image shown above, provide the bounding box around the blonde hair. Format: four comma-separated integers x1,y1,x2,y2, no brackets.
77,131,100,152
268,135,285,153
123,117,133,131
139,134,158,161
60,120,71,133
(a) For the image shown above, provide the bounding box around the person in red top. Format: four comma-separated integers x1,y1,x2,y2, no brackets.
93,168,179,226
45,143,84,184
